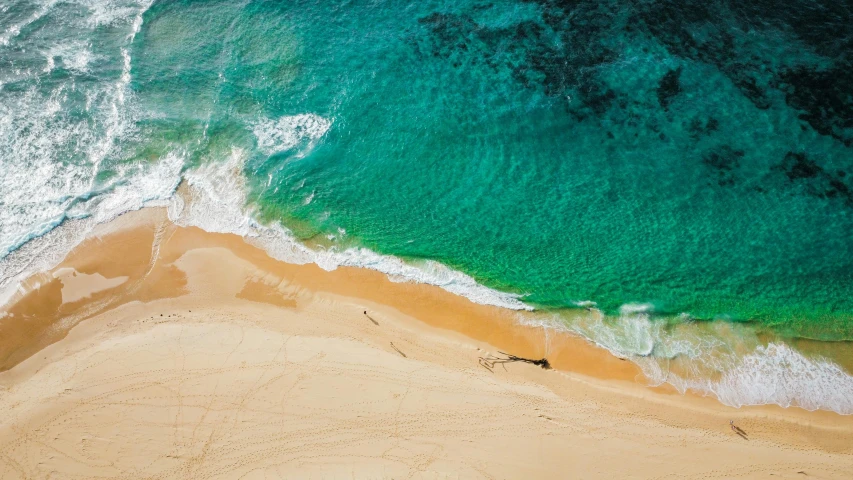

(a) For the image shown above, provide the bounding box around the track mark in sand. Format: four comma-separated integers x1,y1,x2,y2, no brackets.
0,450,28,479
3,311,851,479
390,342,407,358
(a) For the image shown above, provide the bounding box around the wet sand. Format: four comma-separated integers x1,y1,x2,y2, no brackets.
1,208,852,478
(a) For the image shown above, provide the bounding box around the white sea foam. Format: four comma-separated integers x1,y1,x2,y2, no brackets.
72,0,153,28
0,82,137,255
166,143,532,312
0,85,103,257
0,217,98,307
170,148,255,236
43,42,94,74
0,0,174,300
619,302,654,315
252,114,332,157
556,306,853,414
76,153,184,224
643,341,853,415
0,0,60,47
255,230,532,311
714,343,853,412
572,300,597,308
0,0,161,256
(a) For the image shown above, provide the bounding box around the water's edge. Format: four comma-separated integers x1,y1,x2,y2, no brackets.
3,160,853,415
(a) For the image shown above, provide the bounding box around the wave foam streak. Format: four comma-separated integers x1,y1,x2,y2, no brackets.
252,114,332,157
0,0,158,257
715,343,853,413
559,307,853,414
167,129,531,311
0,0,179,303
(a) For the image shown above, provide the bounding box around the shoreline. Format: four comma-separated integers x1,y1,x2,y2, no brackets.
1,208,853,476
0,207,643,383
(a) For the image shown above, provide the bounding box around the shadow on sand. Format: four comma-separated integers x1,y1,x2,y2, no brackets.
478,352,551,372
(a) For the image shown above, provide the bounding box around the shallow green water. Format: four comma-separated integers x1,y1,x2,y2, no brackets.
218,0,853,338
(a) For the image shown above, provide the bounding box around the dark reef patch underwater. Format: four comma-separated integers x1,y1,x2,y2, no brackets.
270,0,853,338
1,0,853,411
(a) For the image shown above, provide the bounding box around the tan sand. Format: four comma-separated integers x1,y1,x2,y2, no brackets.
1,208,852,479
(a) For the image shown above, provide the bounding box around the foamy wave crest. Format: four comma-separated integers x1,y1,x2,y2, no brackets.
0,217,97,308
166,144,531,311
714,343,853,412
559,306,853,414
75,153,184,223
313,249,531,310
0,0,59,47
619,302,654,315
0,86,100,257
44,42,95,74
0,0,155,258
572,300,597,308
0,152,184,304
252,114,332,157
170,148,256,236
0,0,176,302
73,0,154,28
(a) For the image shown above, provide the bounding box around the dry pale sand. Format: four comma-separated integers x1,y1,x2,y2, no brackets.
1,209,852,479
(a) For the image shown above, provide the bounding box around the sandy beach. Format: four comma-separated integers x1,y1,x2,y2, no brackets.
1,208,852,479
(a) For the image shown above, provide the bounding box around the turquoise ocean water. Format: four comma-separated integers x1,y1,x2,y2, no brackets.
2,0,853,411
